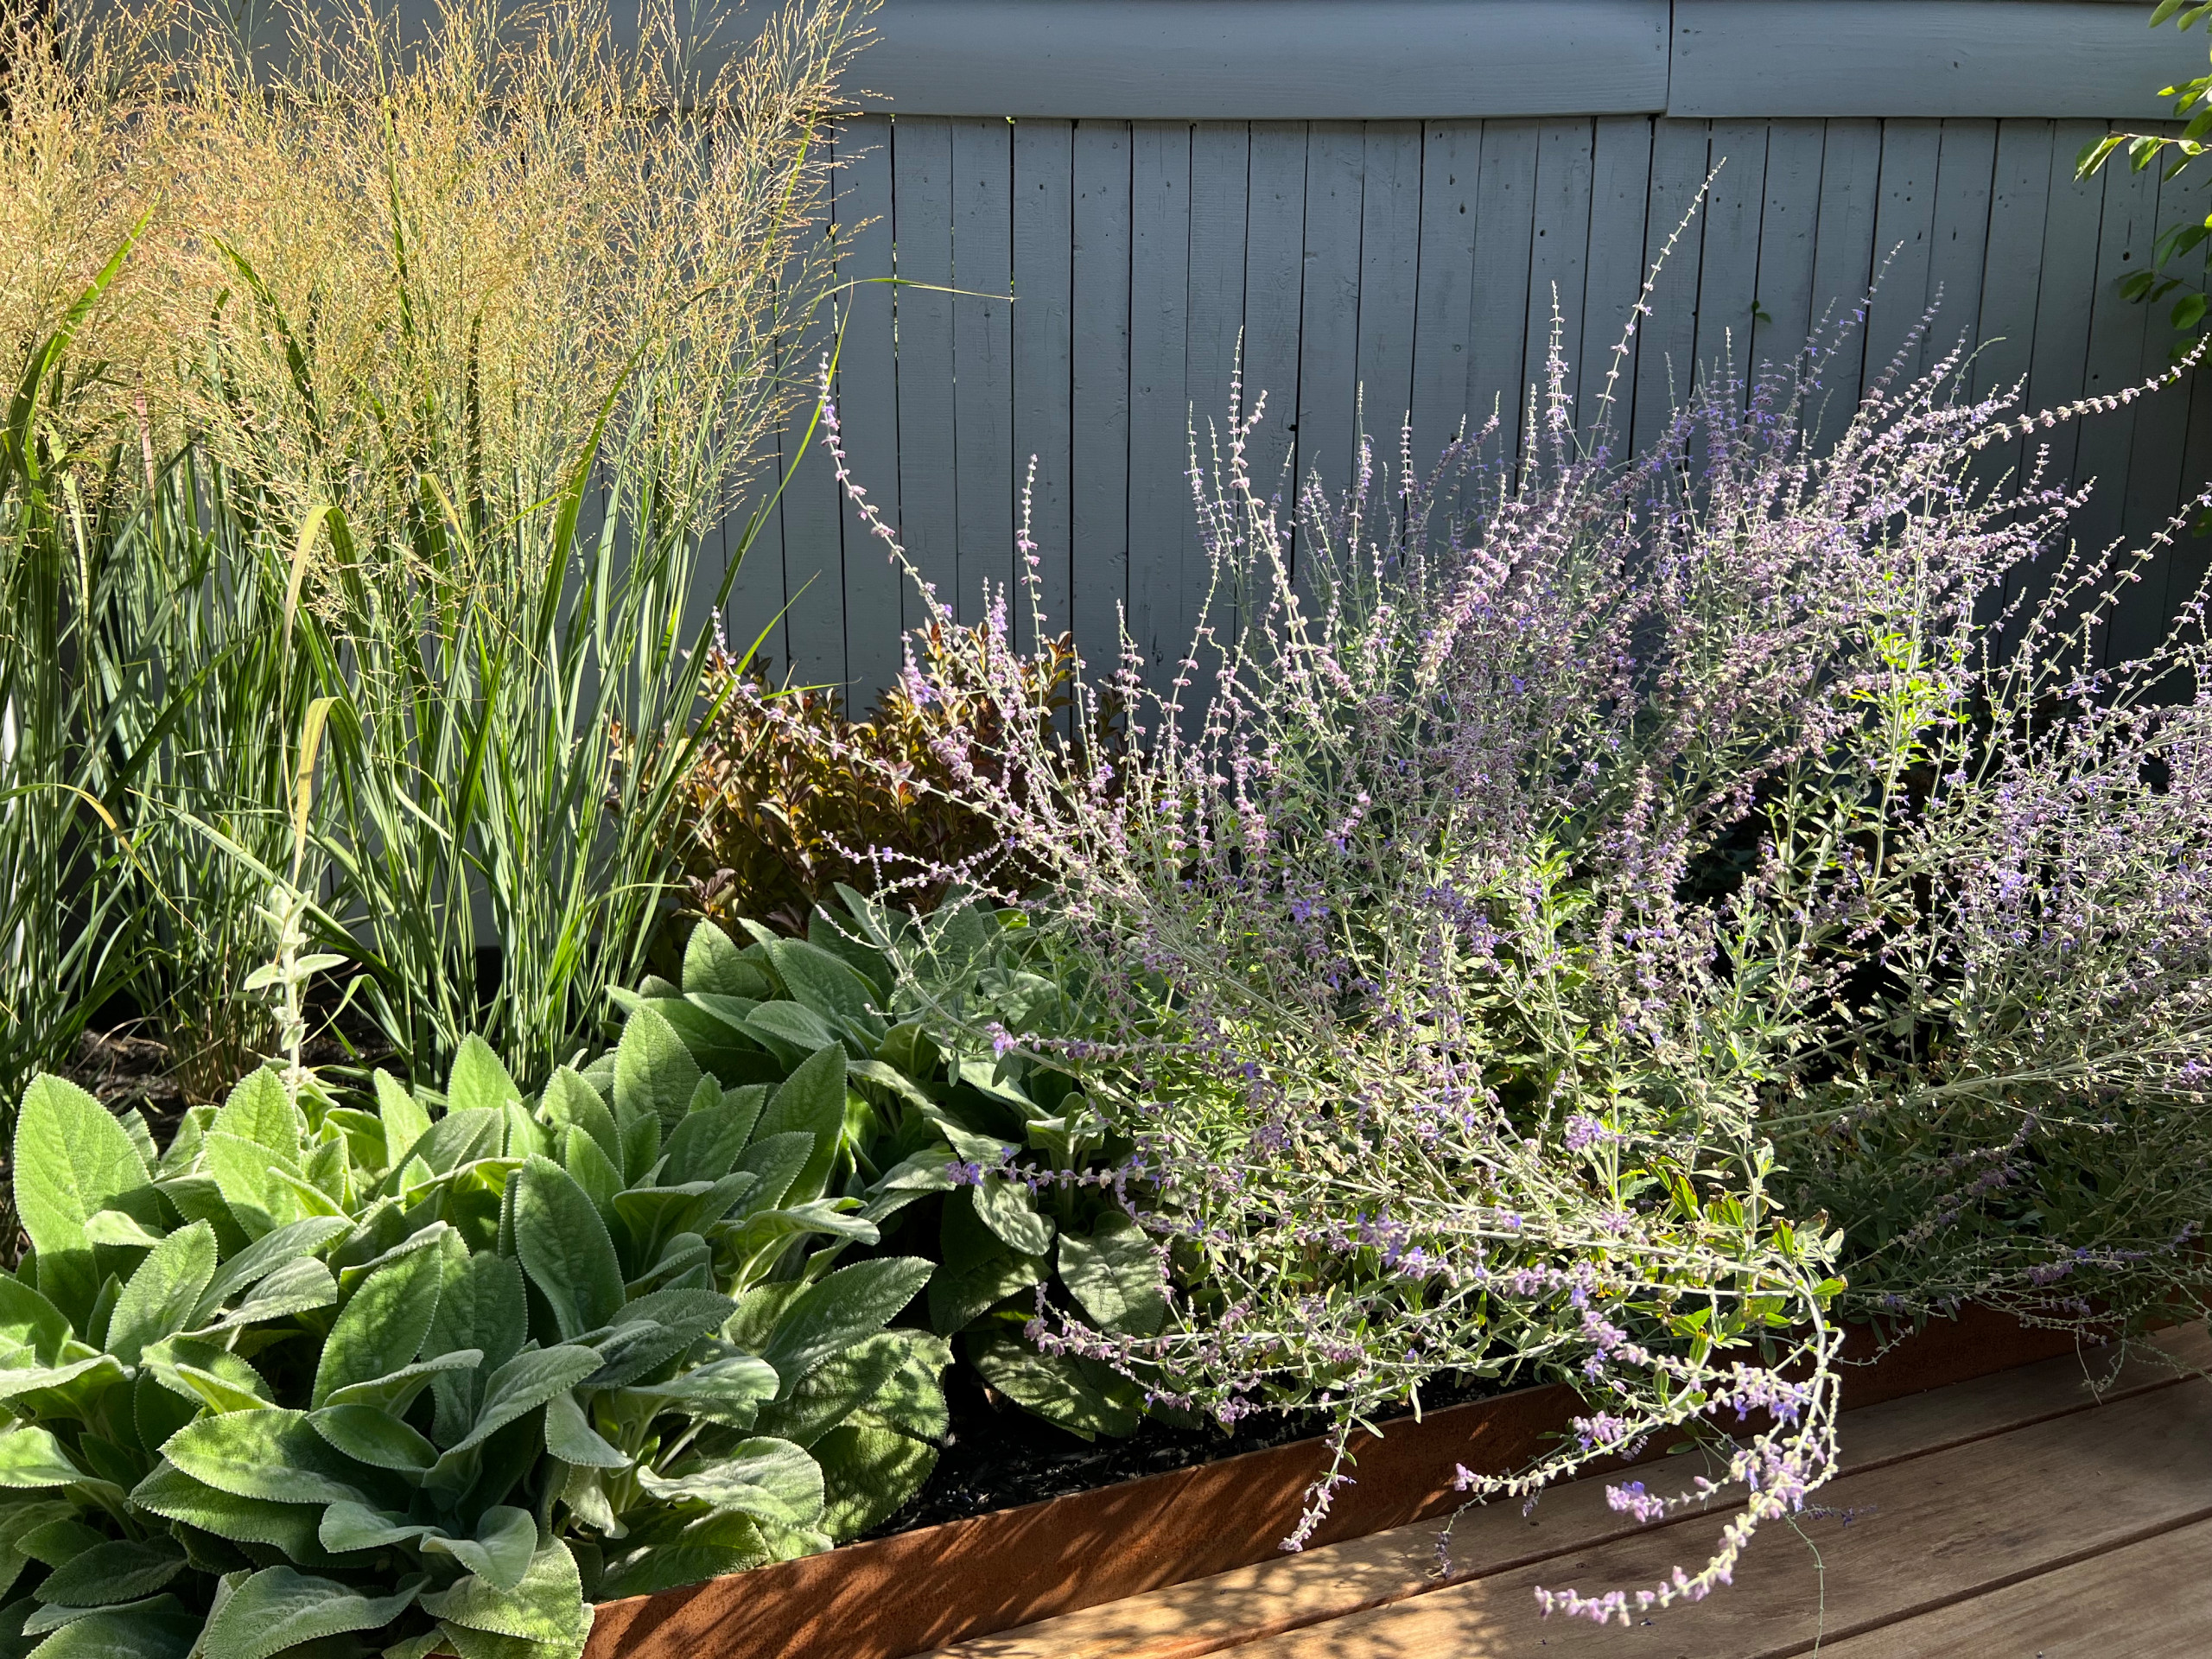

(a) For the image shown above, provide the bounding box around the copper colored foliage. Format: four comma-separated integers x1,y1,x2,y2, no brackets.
666,621,1083,935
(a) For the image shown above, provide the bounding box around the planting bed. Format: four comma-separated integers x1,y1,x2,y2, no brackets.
583,1306,2088,1659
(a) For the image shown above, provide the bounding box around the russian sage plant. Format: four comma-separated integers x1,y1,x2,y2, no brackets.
820,292,2212,1623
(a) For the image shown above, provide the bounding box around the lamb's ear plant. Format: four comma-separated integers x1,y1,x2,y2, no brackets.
624,907,1157,1442
0,988,942,1656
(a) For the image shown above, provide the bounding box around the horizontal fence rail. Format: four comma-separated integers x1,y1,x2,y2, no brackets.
734,109,2212,699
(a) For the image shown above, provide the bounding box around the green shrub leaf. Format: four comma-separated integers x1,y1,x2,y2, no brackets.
928,1188,1046,1335
420,1505,537,1593
311,1237,446,1408
751,1046,848,1207
447,1035,522,1117
157,1409,376,1506
972,1173,1054,1256
420,1536,588,1649
32,1538,184,1607
758,1258,931,1395
200,1566,423,1659
614,1006,702,1135
513,1159,624,1342
307,1405,439,1474
683,923,773,1000
633,1438,824,1529
966,1333,1145,1441
0,1425,81,1489
17,1594,200,1658
13,1076,156,1325
1058,1213,1167,1338
105,1223,217,1368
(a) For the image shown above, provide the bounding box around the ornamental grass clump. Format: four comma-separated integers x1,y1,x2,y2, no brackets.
820,293,2212,1621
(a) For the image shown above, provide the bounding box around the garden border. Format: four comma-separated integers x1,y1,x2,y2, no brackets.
582,1305,2088,1659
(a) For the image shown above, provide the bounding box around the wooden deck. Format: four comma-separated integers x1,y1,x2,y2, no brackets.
926,1325,2212,1659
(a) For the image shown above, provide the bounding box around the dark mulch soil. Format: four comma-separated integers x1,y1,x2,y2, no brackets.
864,1359,1515,1539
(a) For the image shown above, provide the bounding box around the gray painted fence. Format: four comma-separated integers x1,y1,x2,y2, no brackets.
724,3,2212,697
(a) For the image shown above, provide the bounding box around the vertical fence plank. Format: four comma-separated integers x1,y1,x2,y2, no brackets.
1808,118,1883,449
1865,119,1942,394
1580,116,1653,443
1243,123,1310,507
1970,118,2055,626
2073,137,2159,662
1751,121,1824,378
1695,119,1769,399
2165,327,2212,628
1296,122,1368,510
778,229,849,693
1185,122,1252,645
1128,123,1193,680
2112,130,2202,665
1357,121,1424,460
1972,119,2055,409
1469,119,1541,458
2024,121,2111,496
830,117,904,701
1186,124,1253,433
1070,122,1132,671
1013,119,1075,648
952,118,1015,626
1410,122,1484,467
893,117,959,622
1527,120,1596,430
1923,119,1999,381
1632,119,1708,454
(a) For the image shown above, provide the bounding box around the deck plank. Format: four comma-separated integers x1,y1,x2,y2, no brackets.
926,1327,2209,1659
1243,1357,2212,1657
1806,1515,2212,1658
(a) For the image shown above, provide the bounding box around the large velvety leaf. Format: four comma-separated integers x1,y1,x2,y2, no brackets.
0,1278,71,1371
762,938,884,1036
682,922,774,1000
188,1216,351,1328
614,1005,702,1134
577,1289,735,1390
141,1336,272,1414
310,1236,446,1407
156,1408,377,1505
12,1077,155,1326
320,1349,480,1416
202,1068,308,1239
438,1346,601,1465
423,1254,528,1447
186,1255,336,1336
814,1420,937,1541
419,1505,537,1592
420,1537,589,1653
512,1159,625,1342
18,1594,199,1659
0,1426,80,1490
928,1188,1046,1335
967,1332,1145,1440
660,1103,748,1189
758,1258,932,1396
372,1071,433,1172
614,1354,778,1430
1058,1212,1169,1337
749,1046,848,1207
538,1069,620,1173
104,1224,216,1368
31,1539,183,1607
971,1173,1054,1256
127,1464,321,1558
755,1331,950,1447
446,1034,523,1117
633,1437,825,1529
306,1405,438,1474
200,1565,423,1659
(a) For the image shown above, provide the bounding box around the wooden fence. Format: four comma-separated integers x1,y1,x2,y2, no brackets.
717,2,2212,696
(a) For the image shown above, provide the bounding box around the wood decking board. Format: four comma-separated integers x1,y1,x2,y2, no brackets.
927,1326,2212,1659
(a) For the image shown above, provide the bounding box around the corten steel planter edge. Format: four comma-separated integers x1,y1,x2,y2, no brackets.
583,1304,2083,1659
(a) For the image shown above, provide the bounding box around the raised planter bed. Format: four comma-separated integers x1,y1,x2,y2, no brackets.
583,1306,2084,1659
